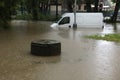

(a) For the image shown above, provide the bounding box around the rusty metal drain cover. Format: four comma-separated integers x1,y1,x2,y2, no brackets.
31,39,61,56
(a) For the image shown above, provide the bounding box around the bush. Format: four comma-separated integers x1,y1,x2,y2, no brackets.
15,14,33,20
0,20,10,30
14,13,60,21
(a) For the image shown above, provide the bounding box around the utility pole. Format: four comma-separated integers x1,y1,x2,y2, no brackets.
73,0,77,29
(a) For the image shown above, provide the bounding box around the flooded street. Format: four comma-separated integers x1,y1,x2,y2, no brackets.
0,20,120,80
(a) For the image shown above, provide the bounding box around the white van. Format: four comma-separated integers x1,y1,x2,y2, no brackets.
51,13,104,29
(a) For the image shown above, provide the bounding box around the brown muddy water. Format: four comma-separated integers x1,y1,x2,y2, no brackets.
0,20,120,80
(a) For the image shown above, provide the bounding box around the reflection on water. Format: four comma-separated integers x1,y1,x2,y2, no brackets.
102,25,115,34
1,20,120,80
10,20,52,35
103,23,120,34
57,23,120,41
93,40,120,79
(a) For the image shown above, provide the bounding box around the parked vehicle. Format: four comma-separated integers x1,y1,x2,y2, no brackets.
51,13,104,29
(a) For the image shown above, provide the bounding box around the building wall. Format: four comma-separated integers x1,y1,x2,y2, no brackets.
50,5,62,15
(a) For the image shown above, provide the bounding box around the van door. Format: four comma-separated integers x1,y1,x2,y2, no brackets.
58,17,71,29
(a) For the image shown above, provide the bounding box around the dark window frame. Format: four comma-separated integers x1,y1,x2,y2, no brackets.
59,17,70,25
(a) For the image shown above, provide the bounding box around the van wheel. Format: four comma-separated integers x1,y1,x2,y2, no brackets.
69,26,71,28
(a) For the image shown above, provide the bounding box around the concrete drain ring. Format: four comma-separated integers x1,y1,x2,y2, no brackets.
31,39,61,56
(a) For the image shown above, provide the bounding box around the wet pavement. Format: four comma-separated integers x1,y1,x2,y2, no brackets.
0,20,120,80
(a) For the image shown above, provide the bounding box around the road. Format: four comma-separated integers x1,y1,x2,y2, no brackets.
0,21,120,80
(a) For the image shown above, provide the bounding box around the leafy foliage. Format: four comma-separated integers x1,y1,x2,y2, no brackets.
0,0,19,28
111,0,116,3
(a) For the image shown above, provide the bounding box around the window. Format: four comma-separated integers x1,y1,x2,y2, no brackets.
59,17,70,25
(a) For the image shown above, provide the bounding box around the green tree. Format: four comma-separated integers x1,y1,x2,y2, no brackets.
25,0,50,20
0,0,19,28
111,0,116,3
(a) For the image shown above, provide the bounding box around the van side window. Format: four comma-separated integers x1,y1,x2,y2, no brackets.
59,17,70,25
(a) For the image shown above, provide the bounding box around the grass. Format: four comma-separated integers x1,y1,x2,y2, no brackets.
86,34,120,42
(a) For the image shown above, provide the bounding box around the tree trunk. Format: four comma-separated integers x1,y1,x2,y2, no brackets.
31,0,38,20
67,0,73,12
56,0,58,17
111,0,120,22
86,2,92,12
94,0,99,12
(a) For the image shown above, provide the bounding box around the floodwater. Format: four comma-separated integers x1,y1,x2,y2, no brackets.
0,20,120,80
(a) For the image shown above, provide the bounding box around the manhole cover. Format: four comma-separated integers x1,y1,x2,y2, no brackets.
31,39,61,56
